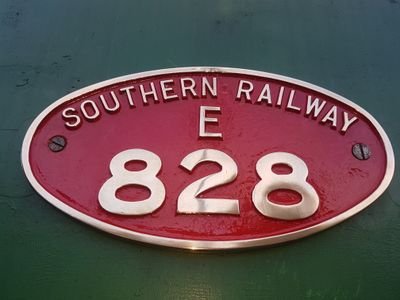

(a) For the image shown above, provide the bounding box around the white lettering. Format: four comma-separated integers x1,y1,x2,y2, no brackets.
100,92,120,112
201,77,217,97
276,86,285,107
256,84,272,105
180,78,197,98
321,106,338,128
119,86,135,107
236,80,253,101
139,82,158,104
160,79,178,101
341,112,358,133
81,100,100,121
62,107,81,128
305,96,326,118
199,106,222,138
286,90,300,112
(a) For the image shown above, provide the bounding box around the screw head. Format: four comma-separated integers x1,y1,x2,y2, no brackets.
352,143,371,160
48,135,67,152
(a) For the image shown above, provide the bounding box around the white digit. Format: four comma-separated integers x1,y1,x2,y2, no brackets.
178,149,239,214
252,152,319,220
98,149,165,215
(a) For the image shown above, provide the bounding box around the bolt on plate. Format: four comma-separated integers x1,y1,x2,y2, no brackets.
48,136,67,152
352,143,371,160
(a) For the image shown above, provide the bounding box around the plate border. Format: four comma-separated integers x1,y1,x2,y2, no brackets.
21,67,395,250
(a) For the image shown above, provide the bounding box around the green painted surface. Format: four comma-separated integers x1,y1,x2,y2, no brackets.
1,0,399,299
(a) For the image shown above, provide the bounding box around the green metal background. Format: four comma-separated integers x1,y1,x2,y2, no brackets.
1,0,399,299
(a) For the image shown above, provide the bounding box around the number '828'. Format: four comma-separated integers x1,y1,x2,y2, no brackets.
98,149,319,220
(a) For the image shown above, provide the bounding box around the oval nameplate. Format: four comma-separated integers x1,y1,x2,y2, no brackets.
21,67,395,249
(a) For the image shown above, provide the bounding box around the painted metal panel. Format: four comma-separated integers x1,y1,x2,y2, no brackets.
1,0,399,298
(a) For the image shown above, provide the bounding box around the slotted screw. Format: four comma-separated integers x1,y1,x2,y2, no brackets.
352,143,371,160
48,136,67,152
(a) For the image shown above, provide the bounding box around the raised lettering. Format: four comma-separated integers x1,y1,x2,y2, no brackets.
139,82,158,104
62,107,81,128
256,83,272,105
199,106,222,138
305,96,326,118
321,106,338,128
201,77,217,97
81,100,100,121
100,92,120,113
286,90,301,112
160,79,178,101
341,112,358,133
180,77,197,98
119,86,135,107
236,80,253,101
276,86,285,107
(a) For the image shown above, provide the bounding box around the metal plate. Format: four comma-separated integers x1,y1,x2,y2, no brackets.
21,67,395,250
